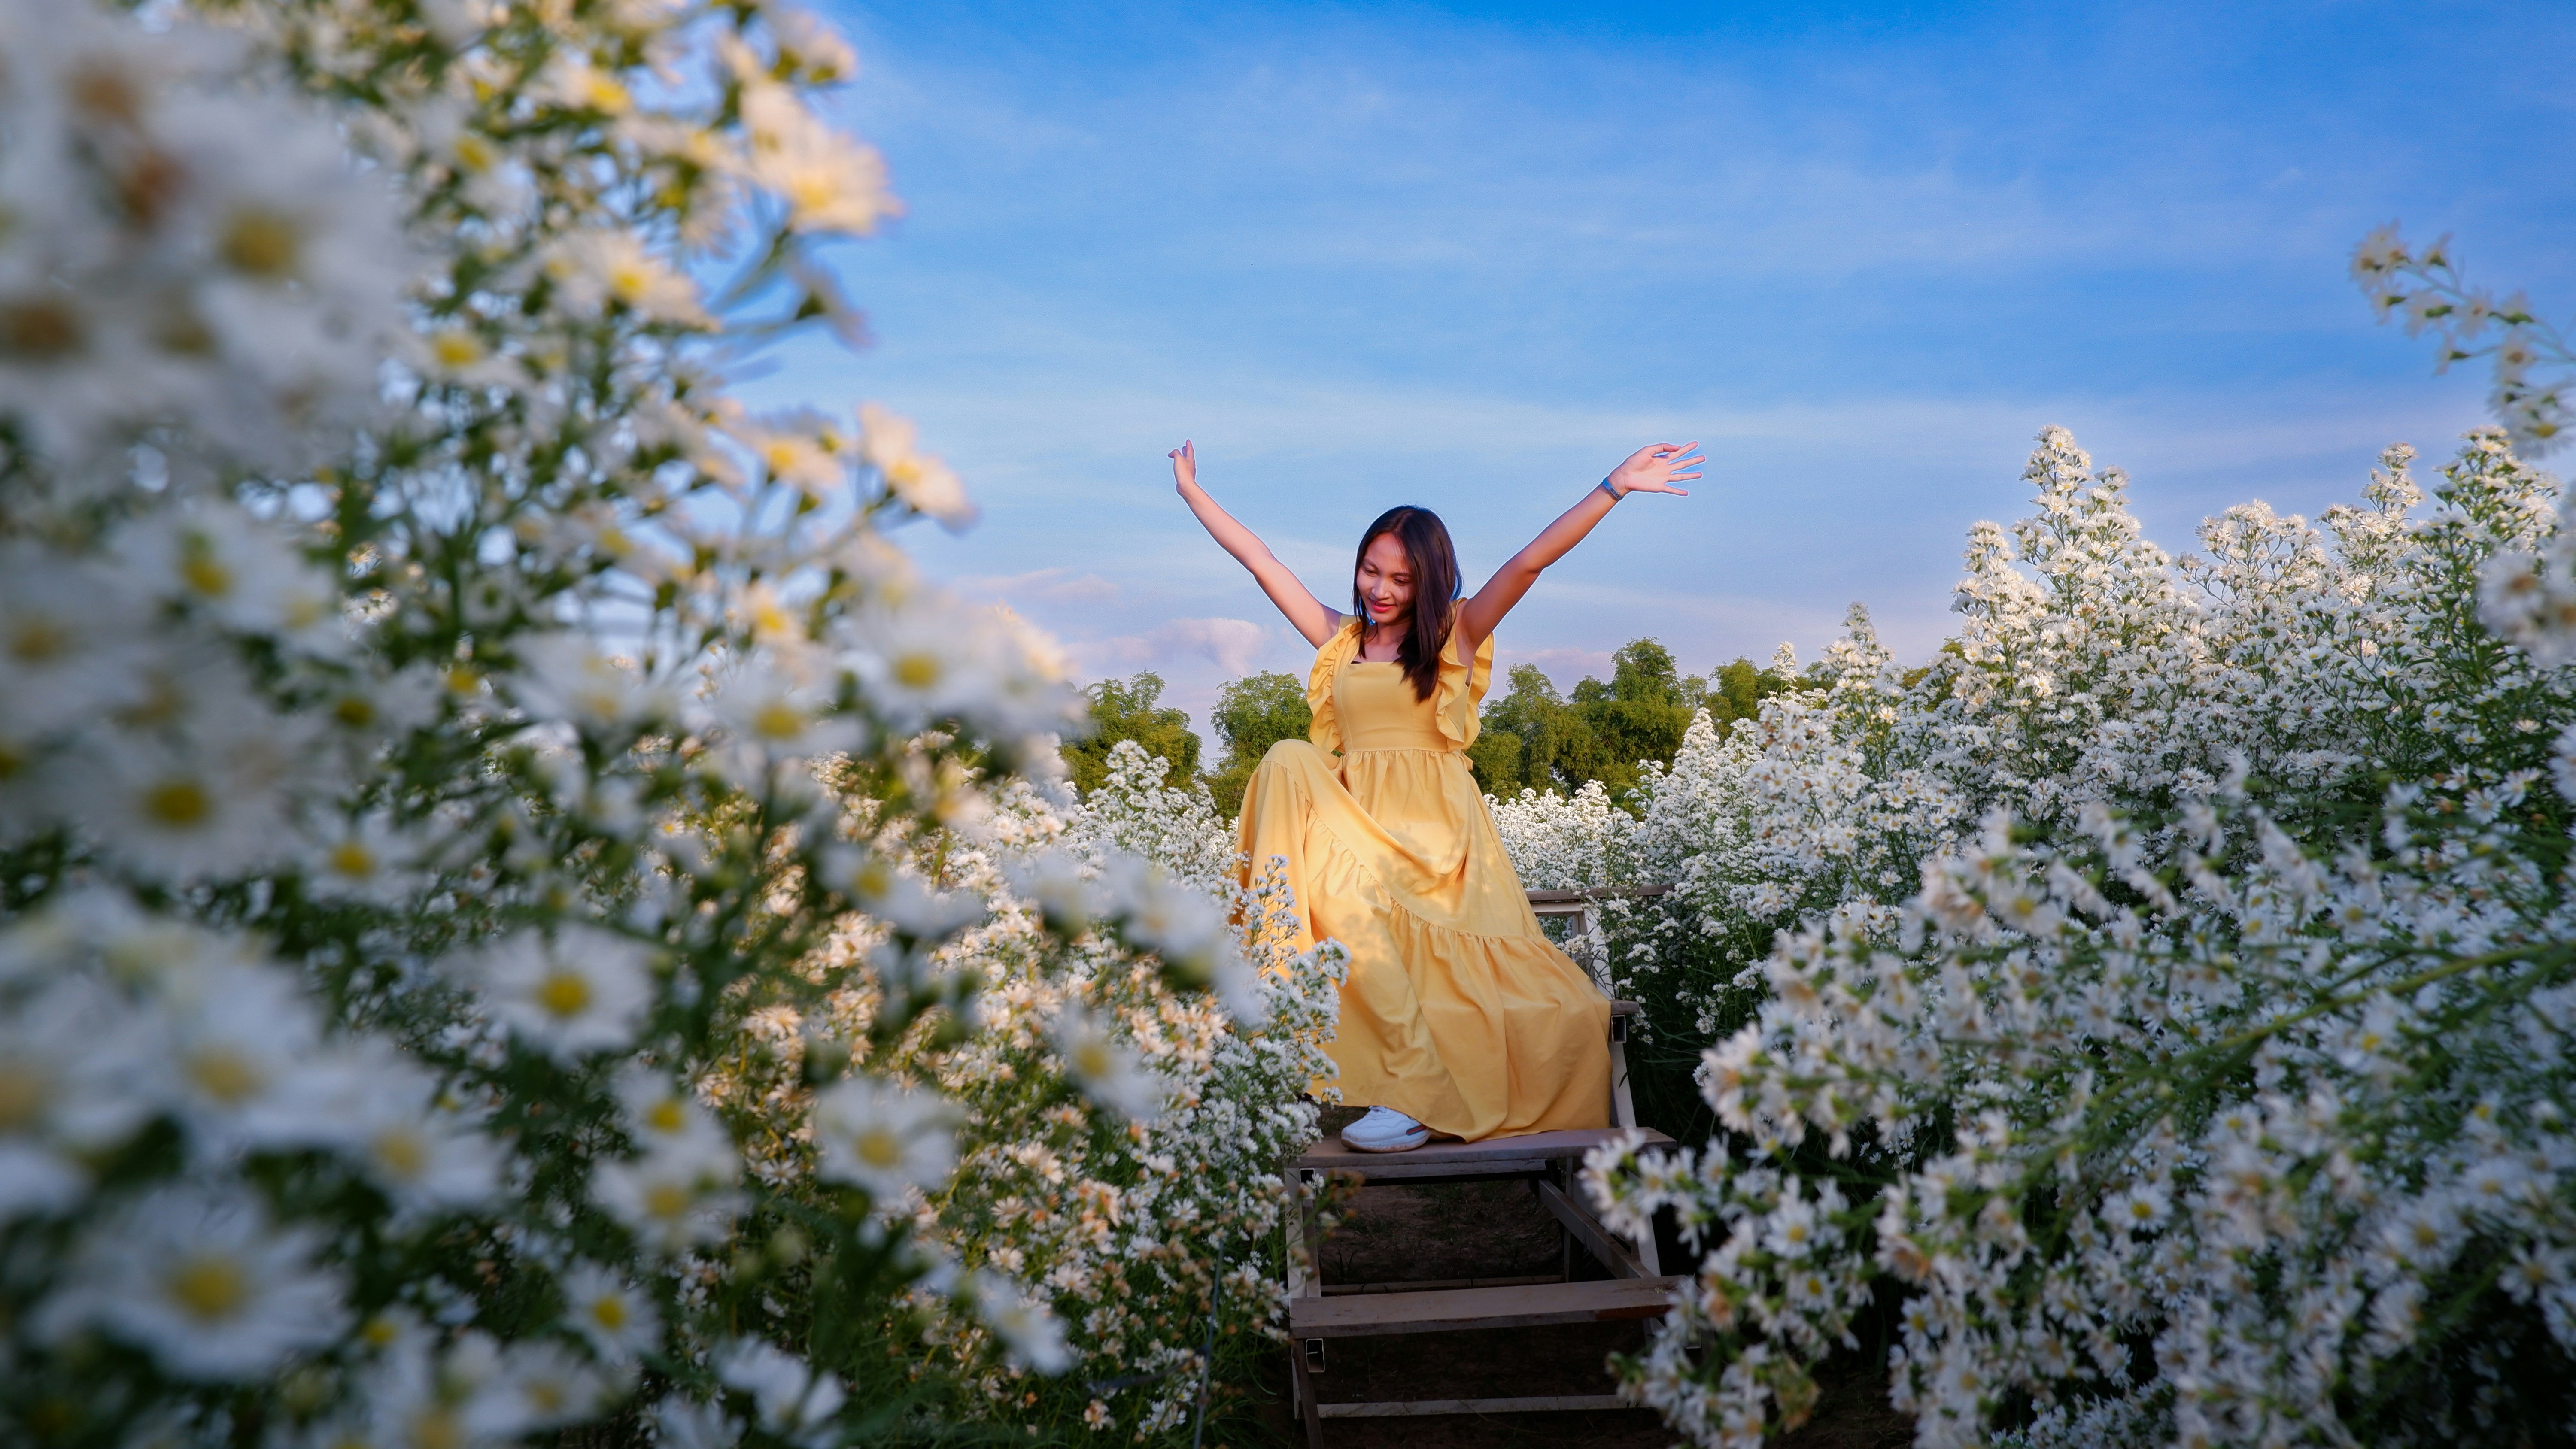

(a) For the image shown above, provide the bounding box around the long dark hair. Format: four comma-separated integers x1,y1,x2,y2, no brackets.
1352,506,1460,702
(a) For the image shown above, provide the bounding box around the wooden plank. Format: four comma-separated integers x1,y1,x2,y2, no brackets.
1323,1273,1562,1297
1525,885,1673,904
1294,1126,1670,1178
1291,1340,1325,1448
1288,1275,1680,1338
1536,1179,1646,1279
1318,1394,1636,1418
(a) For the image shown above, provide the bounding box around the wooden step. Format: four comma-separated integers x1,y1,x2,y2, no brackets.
1319,1394,1635,1418
1294,1125,1672,1184
1289,1275,1681,1338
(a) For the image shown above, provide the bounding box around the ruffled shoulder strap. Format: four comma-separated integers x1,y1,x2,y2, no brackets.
1434,626,1496,751
1305,617,1364,755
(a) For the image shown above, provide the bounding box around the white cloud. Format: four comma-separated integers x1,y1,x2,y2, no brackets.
1069,616,1271,680
1501,646,1610,690
950,567,1121,605
1151,616,1270,674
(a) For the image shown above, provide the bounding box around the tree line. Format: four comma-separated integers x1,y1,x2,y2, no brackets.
1061,640,1804,815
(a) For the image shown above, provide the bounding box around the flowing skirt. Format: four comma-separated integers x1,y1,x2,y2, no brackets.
1238,738,1611,1141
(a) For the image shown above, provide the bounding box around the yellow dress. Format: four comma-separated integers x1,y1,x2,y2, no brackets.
1237,618,1611,1141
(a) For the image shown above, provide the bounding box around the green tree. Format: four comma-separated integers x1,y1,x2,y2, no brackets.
1205,671,1313,816
1062,672,1200,794
1568,639,1698,799
1472,642,1801,802
1476,662,1594,796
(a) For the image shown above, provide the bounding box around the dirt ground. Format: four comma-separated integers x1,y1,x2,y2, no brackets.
1240,1109,1911,1449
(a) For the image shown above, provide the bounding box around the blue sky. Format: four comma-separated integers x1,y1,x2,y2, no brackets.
762,0,2576,740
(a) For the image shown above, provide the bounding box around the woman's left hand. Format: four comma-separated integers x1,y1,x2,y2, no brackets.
1605,441,1703,497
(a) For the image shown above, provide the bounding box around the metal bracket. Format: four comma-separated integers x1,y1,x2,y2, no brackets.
1303,1337,1327,1374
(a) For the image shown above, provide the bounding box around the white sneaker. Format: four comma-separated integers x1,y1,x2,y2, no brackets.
1340,1106,1431,1153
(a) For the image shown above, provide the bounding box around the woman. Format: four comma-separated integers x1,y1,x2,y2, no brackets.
1171,440,1701,1152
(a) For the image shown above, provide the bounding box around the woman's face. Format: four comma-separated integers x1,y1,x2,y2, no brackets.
1356,532,1414,631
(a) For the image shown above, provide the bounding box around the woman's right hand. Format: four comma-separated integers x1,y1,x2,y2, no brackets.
1169,439,1197,493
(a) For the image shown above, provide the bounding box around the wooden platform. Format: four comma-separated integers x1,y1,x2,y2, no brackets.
1294,1124,1672,1183
1291,1274,1685,1338
1283,897,1683,1444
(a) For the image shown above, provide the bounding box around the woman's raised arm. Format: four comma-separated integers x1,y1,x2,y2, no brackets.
1170,441,1343,647
1454,441,1701,655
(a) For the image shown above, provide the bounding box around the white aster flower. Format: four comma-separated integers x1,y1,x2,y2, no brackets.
808,1073,958,1205
289,1043,501,1214
652,1397,744,1449
817,847,986,939
70,701,305,882
968,1270,1072,1374
149,958,334,1153
714,1339,846,1443
117,505,344,649
0,973,164,1218
856,403,974,529
34,1184,348,1380
592,1131,744,1254
301,810,423,904
710,666,863,770
544,230,712,327
558,1260,662,1365
739,80,898,237
463,1340,612,1439
0,544,153,732
511,634,674,738
1052,1004,1167,1124
474,926,656,1063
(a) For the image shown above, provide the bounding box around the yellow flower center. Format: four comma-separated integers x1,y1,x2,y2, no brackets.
0,1063,49,1131
329,840,378,879
0,297,85,359
430,330,486,369
7,615,67,664
893,652,940,689
644,1099,686,1134
452,133,498,174
607,260,656,306
751,700,805,741
141,777,214,829
333,695,379,728
856,1127,903,1170
579,74,632,113
535,969,592,1019
373,1128,428,1180
283,595,330,631
644,1181,692,1220
218,206,301,280
589,1295,629,1331
411,1410,465,1449
1072,1041,1113,1079
167,1254,249,1321
178,536,234,599
187,1048,264,1104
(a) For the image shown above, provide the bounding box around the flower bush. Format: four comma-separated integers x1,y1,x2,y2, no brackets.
1508,403,2576,1443
705,743,1339,1438
0,3,1327,1446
